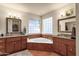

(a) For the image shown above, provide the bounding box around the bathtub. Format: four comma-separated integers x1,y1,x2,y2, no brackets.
27,38,53,44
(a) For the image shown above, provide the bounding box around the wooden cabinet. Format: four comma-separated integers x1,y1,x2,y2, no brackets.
0,38,6,55
27,43,53,51
21,36,27,50
6,36,27,54
53,37,76,56
6,37,21,54
0,34,76,56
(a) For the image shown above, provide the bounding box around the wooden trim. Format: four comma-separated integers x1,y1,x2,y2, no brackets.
6,17,22,34
6,18,8,34
58,16,76,33
27,43,53,52
58,16,76,20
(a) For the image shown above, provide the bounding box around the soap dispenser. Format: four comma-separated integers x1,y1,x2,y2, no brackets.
71,24,76,39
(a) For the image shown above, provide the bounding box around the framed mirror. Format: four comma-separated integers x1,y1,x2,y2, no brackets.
58,16,76,33
6,17,21,34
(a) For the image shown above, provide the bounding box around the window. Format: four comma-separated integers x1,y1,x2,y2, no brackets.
28,19,40,33
42,17,53,34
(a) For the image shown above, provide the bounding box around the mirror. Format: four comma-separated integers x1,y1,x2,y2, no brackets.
6,17,21,34
58,16,76,33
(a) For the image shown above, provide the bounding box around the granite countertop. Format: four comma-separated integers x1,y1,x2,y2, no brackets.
53,35,75,40
0,34,75,40
0,33,40,39
0,35,27,39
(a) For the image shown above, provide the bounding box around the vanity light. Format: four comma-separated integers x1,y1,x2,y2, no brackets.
6,16,21,19
6,15,13,18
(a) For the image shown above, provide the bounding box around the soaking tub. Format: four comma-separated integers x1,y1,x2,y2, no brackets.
27,38,53,51
27,38,53,44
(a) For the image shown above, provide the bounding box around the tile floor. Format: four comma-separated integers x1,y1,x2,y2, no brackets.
8,50,60,56
8,50,32,56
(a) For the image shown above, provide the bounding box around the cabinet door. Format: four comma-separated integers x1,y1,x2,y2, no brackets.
66,40,76,56
0,39,6,55
53,37,66,55
58,39,66,56
6,42,15,53
0,39,5,49
67,45,76,56
14,40,21,51
21,37,27,49
53,37,59,53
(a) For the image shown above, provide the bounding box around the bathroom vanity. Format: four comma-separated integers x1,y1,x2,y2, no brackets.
0,34,76,56
0,35,27,55
53,36,75,56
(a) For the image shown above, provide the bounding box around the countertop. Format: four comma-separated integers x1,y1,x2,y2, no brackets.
0,34,75,40
0,35,27,39
53,35,71,39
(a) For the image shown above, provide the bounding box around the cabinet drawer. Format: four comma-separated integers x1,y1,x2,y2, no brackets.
14,37,21,41
7,37,21,42
0,39,5,43
66,40,75,45
6,37,15,42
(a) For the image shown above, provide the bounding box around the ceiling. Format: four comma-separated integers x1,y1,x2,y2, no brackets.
0,3,70,16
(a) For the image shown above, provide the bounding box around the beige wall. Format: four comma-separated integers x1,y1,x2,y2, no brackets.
0,4,75,35
42,3,76,35
76,3,79,56
0,5,40,35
